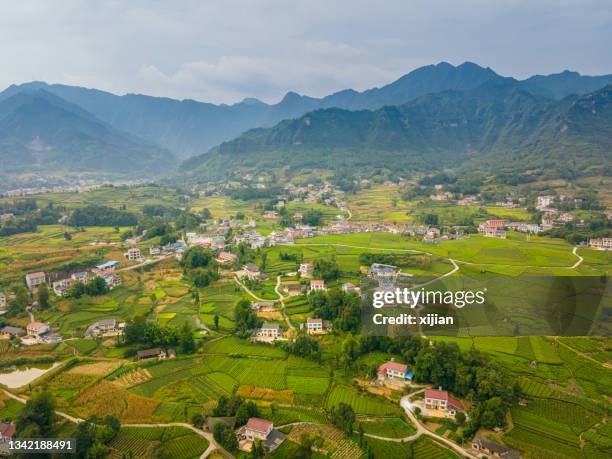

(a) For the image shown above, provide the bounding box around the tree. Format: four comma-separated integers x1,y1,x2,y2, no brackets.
180,246,215,269
234,299,259,336
313,258,340,282
13,284,29,310
250,438,265,459
455,411,466,426
37,283,50,309
330,403,356,434
213,423,238,451
179,322,196,354
213,314,219,330
16,389,56,437
63,232,72,240
191,414,205,429
235,401,259,426
75,418,97,457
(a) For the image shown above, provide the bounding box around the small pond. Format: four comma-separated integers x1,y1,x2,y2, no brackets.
0,362,60,388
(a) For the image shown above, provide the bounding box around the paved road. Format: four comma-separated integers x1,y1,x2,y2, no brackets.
400,395,479,458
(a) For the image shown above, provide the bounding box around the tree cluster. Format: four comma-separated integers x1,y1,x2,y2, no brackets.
307,289,360,332
68,205,138,227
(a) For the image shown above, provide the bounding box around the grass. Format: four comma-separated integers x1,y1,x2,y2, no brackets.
359,417,416,438
326,386,400,416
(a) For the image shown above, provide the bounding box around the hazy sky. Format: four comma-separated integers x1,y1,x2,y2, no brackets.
1,0,611,104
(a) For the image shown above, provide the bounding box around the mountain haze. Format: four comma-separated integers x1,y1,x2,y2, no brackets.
3,62,612,159
0,90,173,176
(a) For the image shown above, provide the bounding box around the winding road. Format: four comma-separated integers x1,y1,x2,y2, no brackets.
1,390,233,459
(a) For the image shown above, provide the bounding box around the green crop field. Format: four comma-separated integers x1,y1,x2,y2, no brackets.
359,417,416,438
326,386,401,416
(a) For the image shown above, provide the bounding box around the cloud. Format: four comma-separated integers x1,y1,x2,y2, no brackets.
0,0,610,104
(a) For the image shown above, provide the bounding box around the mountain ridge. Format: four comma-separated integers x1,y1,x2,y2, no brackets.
0,89,174,176
181,82,612,181
3,62,612,159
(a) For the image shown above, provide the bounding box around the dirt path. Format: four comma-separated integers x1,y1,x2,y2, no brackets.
555,338,607,367
275,275,295,331
571,247,584,269
233,276,278,303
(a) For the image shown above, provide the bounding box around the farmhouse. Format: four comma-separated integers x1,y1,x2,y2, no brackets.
124,247,142,261
85,319,124,337
0,292,6,311
424,388,464,416
302,317,332,335
298,263,314,277
536,195,554,210
368,264,397,278
253,322,282,342
149,247,161,256
0,326,25,339
377,361,414,382
236,418,285,453
251,301,275,311
472,435,521,459
27,322,50,336
71,271,89,283
242,263,263,281
589,238,612,250
309,280,326,293
483,227,507,239
25,271,46,291
137,347,175,360
93,260,119,273
52,278,72,297
283,282,306,297
342,282,360,294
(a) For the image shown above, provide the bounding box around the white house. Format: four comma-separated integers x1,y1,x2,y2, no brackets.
0,292,6,311
424,388,464,416
124,247,142,261
243,418,273,441
255,322,282,341
377,361,413,382
303,318,331,334
27,322,50,336
25,271,46,291
309,280,326,292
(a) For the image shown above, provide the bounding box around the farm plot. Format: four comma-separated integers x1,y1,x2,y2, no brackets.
326,386,400,416
203,336,287,358
359,417,416,438
109,427,208,459
205,355,288,390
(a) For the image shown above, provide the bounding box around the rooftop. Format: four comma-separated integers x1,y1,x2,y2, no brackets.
245,417,273,434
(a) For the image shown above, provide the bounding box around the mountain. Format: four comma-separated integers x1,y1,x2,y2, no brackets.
0,90,173,176
3,62,611,159
182,82,612,181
